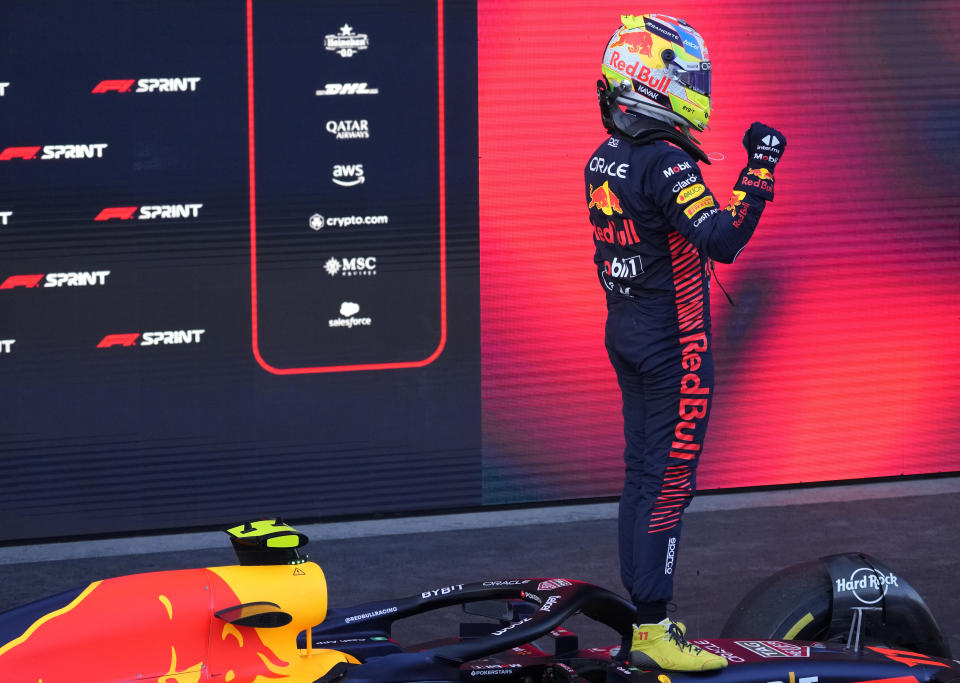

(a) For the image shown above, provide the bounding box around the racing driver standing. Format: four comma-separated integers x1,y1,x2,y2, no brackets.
585,14,786,671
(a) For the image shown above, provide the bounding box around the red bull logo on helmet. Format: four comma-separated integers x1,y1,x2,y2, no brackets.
588,181,623,216
609,29,653,57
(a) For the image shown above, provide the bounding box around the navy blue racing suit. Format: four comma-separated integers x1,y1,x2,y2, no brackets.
585,130,772,611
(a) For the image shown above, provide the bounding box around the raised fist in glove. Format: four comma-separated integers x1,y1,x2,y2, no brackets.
735,122,786,201
742,122,786,170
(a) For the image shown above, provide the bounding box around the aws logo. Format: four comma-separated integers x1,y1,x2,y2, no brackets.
332,164,365,187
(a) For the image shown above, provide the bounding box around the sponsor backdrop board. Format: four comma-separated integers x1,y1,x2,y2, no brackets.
0,0,480,541
1,0,959,540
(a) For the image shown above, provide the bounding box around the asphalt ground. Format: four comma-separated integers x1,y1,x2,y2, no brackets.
1,476,958,655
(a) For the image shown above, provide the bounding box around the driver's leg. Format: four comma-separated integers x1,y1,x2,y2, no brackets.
623,327,726,671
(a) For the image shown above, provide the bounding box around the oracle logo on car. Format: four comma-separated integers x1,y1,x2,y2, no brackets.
91,77,201,93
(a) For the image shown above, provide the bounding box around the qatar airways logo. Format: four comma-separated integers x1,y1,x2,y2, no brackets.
92,77,201,94
0,144,108,161
95,204,202,221
97,329,205,348
0,271,110,289
326,119,370,140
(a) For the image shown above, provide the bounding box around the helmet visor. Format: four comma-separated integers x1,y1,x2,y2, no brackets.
675,63,711,96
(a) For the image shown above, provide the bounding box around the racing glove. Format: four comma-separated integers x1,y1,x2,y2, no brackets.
734,122,786,202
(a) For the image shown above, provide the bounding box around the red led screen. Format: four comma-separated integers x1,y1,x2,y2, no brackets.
479,1,960,502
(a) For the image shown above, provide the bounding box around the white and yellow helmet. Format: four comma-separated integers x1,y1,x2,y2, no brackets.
601,14,711,131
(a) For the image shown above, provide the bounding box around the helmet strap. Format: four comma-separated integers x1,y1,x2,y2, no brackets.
597,81,709,164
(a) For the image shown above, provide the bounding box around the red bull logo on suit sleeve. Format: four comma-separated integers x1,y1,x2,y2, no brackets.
588,181,623,216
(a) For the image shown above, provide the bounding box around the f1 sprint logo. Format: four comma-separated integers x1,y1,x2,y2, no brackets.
94,204,202,221
92,77,201,93
0,144,108,160
97,329,205,348
0,271,110,289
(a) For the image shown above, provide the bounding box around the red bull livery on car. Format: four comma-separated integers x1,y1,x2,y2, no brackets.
0,520,357,682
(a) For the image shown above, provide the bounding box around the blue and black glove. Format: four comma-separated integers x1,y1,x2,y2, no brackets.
734,122,786,201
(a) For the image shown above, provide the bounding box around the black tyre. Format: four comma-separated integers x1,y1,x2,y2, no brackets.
721,555,951,657
720,560,833,642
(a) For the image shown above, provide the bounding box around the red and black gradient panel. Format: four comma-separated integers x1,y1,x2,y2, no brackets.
478,1,960,502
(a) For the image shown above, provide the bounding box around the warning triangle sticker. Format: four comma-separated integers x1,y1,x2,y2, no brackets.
293,567,306,576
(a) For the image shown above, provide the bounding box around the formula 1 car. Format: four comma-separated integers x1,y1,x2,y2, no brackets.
0,520,956,683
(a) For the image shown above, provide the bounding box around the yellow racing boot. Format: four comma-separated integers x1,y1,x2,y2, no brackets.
630,619,727,671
